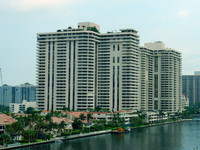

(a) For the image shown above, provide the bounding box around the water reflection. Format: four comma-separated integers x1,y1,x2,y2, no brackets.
17,121,200,150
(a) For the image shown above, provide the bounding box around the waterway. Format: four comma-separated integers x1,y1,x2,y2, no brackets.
16,120,200,150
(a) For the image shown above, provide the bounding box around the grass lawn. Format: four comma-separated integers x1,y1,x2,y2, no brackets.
20,139,48,145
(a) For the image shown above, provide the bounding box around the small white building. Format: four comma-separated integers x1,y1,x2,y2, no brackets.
9,100,37,113
145,111,168,123
92,111,138,125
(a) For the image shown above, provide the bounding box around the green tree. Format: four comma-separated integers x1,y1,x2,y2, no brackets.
130,117,143,127
26,107,35,114
5,124,15,141
95,106,101,112
34,115,45,139
87,113,93,125
158,110,165,122
0,105,9,113
45,113,53,123
87,108,94,112
112,113,125,127
58,121,67,135
72,118,83,130
79,113,86,122
87,27,99,33
0,134,10,145
23,130,36,142
148,115,152,123
11,121,24,141
62,106,69,111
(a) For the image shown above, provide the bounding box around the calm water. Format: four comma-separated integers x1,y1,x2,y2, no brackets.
17,120,200,150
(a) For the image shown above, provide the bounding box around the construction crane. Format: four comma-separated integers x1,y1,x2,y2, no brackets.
0,68,3,86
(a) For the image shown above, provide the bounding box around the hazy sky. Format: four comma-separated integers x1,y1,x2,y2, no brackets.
0,0,200,85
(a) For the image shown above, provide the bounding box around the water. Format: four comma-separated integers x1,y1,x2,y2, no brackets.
17,120,200,150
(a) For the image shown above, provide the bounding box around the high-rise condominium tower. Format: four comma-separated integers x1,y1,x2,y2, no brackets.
142,41,182,112
36,22,140,111
97,29,140,111
140,47,154,111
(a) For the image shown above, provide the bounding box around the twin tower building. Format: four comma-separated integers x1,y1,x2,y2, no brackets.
36,22,182,112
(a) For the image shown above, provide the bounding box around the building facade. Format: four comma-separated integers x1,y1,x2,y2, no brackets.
37,22,100,111
182,72,200,105
97,29,140,111
9,100,37,113
142,41,182,112
140,47,154,111
0,83,35,106
36,24,182,112
36,22,140,111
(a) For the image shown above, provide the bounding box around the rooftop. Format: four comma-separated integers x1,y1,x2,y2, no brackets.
0,114,16,125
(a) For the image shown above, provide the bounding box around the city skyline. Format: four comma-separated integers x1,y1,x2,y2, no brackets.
1,0,200,85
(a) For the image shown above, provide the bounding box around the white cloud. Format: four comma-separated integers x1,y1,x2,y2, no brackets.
175,10,190,18
2,0,81,12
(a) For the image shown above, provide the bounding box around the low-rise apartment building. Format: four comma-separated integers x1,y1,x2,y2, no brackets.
9,100,37,113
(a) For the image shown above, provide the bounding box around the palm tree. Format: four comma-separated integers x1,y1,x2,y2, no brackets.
25,111,39,142
87,113,93,126
62,106,69,112
167,112,171,121
72,118,83,130
95,106,101,112
79,113,86,122
54,111,62,117
0,134,10,145
139,113,146,125
148,115,152,123
35,115,45,139
58,121,67,135
47,121,58,137
45,113,52,123
158,110,165,122
5,124,15,141
11,121,24,141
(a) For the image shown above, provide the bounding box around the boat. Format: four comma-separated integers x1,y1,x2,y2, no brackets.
111,127,131,134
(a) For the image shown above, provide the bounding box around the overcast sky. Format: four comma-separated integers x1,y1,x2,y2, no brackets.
0,0,200,85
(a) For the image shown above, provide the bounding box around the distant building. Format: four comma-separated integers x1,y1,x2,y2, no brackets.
0,83,35,106
181,95,189,111
182,72,200,105
144,41,165,50
194,71,200,75
9,100,37,113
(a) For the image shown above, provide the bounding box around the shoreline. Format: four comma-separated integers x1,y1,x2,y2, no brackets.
0,119,193,150
131,119,193,130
